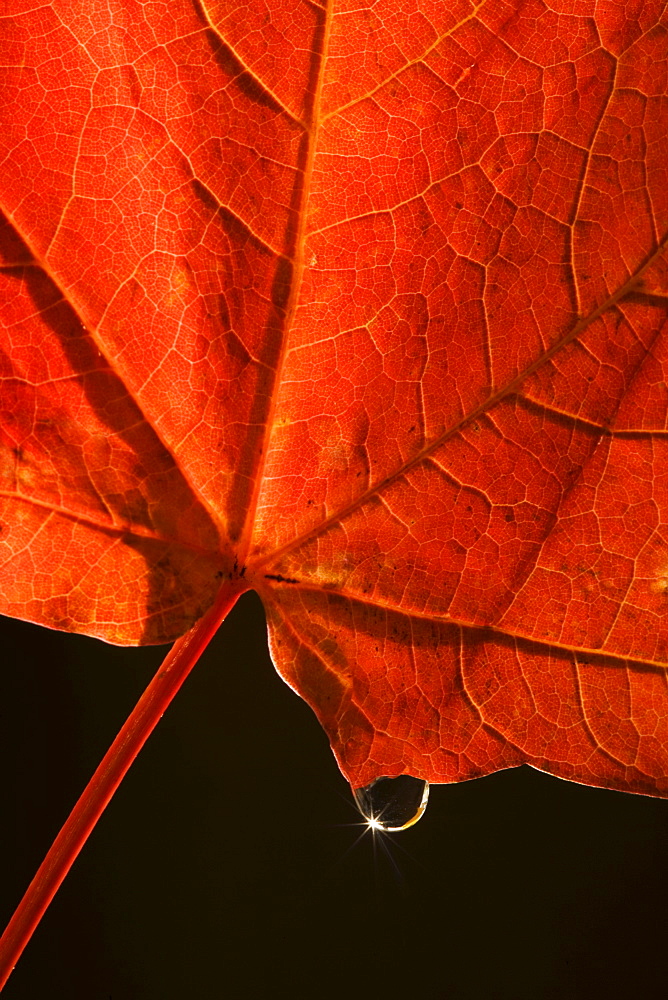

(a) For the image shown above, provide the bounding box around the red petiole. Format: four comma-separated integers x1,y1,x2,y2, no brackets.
0,583,245,991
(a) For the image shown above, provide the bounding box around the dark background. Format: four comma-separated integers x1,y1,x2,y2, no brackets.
1,591,666,1000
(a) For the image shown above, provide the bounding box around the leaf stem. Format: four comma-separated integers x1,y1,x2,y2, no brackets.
0,583,245,991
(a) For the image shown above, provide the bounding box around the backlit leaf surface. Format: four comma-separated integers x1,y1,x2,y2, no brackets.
1,0,668,793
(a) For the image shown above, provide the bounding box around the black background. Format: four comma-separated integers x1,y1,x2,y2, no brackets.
1,591,667,999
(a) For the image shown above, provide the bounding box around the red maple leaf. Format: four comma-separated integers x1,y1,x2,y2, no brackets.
1,0,667,984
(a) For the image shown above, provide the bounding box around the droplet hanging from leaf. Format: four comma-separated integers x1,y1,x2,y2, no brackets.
354,775,429,832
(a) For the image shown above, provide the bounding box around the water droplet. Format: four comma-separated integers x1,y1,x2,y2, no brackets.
354,775,429,832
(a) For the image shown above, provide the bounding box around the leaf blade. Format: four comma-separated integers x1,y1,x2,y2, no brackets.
2,0,668,795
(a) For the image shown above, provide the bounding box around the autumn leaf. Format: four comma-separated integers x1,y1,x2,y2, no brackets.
1,0,668,818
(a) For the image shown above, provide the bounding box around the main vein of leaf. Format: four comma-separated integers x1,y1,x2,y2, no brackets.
280,581,668,672
236,0,334,565
254,233,668,574
0,242,219,544
0,488,219,553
